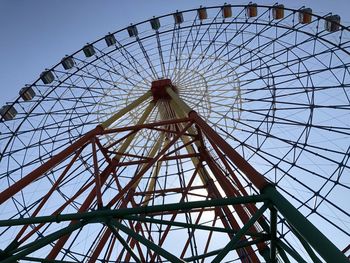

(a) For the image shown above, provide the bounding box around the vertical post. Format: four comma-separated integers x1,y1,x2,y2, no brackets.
211,204,268,263
91,137,103,208
270,207,277,263
84,101,156,263
264,186,348,263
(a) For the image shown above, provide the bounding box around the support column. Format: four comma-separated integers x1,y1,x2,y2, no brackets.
166,86,268,190
264,185,349,263
0,91,151,205
166,86,348,263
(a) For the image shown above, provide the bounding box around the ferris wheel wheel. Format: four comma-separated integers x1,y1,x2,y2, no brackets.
0,3,349,263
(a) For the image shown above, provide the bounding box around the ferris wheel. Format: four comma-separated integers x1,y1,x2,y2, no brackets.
0,3,349,263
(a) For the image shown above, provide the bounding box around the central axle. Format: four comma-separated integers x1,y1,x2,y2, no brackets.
151,79,178,100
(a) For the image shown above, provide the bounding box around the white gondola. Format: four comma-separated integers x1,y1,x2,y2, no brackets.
40,70,54,84
83,44,95,57
105,33,117,46
61,55,75,70
19,86,36,101
0,105,17,121
127,25,138,37
325,15,341,32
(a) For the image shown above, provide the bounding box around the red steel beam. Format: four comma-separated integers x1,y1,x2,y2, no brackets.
106,121,193,208
180,206,205,258
0,126,103,205
148,163,201,263
105,235,117,262
189,111,269,190
95,137,112,163
209,136,271,236
91,137,103,208
201,214,218,263
201,147,268,258
205,177,260,263
102,117,191,135
134,185,206,196
47,158,118,259
89,188,155,262
19,178,96,244
15,146,85,241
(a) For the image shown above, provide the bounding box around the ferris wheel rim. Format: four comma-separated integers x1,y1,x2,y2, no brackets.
0,3,350,262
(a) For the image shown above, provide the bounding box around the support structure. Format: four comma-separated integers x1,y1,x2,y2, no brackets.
0,83,348,263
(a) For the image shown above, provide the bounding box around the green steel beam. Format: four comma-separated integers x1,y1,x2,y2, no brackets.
106,223,142,263
270,207,278,263
1,220,86,263
258,248,276,263
277,240,308,263
184,237,269,262
289,225,323,263
263,185,348,263
212,203,268,263
124,215,268,238
109,219,186,263
2,186,342,263
0,195,268,227
22,256,77,263
276,246,291,263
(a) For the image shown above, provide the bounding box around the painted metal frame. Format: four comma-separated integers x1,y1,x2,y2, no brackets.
0,90,348,262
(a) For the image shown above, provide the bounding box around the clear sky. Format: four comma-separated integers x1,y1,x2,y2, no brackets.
0,1,349,260
0,0,349,106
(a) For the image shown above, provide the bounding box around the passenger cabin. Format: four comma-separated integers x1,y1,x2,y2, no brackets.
299,8,312,24
40,70,54,84
222,4,232,18
19,86,36,101
105,33,117,46
174,12,184,24
325,15,341,32
246,3,258,18
150,18,160,30
0,105,17,121
83,44,95,57
198,7,207,20
272,4,284,20
61,56,75,70
127,25,138,37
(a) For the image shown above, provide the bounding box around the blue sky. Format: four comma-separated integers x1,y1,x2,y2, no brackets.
0,1,349,260
0,0,349,106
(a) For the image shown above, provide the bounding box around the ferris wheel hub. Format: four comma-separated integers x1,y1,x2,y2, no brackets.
151,79,178,101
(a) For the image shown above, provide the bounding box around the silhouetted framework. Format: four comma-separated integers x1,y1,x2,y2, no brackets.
1,4,350,263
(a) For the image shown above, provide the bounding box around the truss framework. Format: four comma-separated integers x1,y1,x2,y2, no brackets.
0,89,347,263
